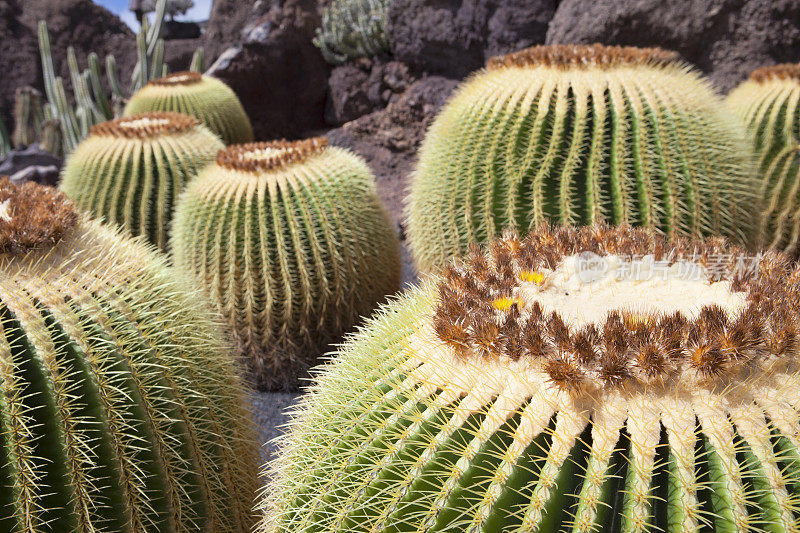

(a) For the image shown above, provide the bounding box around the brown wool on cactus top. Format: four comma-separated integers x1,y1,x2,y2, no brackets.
0,177,77,254
146,70,203,87
486,43,681,71
432,224,797,392
216,137,329,173
89,112,200,139
749,63,800,83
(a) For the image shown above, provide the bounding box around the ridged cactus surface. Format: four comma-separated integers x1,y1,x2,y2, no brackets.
171,138,401,391
262,224,800,533
727,64,800,255
0,179,257,531
60,112,224,251
125,72,253,145
408,44,758,272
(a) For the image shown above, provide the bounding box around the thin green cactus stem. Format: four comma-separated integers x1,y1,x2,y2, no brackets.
0,117,10,157
11,87,43,148
0,179,258,532
125,71,253,145
727,63,800,256
260,224,800,533
60,112,224,251
407,44,759,273
171,138,401,391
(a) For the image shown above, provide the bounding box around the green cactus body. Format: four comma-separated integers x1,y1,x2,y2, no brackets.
727,64,800,256
261,224,800,533
171,138,401,391
408,44,758,272
0,179,257,532
59,112,224,251
125,72,253,145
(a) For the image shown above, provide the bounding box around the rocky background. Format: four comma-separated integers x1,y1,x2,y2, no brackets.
2,0,800,458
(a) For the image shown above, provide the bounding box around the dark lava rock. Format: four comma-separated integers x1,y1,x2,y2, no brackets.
546,0,800,93
203,0,261,64
327,76,458,228
207,0,329,141
326,58,415,126
0,144,63,187
0,0,38,126
387,0,556,79
163,20,201,41
164,38,204,72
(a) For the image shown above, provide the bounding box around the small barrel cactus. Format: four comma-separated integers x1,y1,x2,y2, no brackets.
314,0,392,64
408,44,758,272
125,72,253,145
0,179,257,531
171,138,401,391
60,111,224,251
727,64,800,255
261,223,800,533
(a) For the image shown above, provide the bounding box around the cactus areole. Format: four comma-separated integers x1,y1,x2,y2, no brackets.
0,179,257,532
263,224,800,533
408,43,757,272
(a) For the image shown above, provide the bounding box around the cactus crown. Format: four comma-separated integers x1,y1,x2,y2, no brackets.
147,70,203,87
89,111,201,139
487,43,681,70
217,137,329,173
433,225,782,395
748,63,800,82
0,178,77,254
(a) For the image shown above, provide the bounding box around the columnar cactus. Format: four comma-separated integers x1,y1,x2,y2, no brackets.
261,223,800,533
408,44,758,272
0,178,257,531
171,138,401,391
60,111,223,251
727,64,800,255
125,72,253,145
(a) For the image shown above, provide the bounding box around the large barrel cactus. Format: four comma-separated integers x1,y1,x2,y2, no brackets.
171,138,401,391
60,112,224,251
125,72,253,145
408,44,758,272
0,179,257,531
727,64,800,255
261,223,800,533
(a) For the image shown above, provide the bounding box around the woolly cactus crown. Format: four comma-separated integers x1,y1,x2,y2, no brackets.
125,72,254,145
60,111,224,251
171,137,401,391
408,43,757,272
726,63,800,256
0,179,257,531
262,224,800,533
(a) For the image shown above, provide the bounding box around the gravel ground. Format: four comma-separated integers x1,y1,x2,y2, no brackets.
250,392,304,464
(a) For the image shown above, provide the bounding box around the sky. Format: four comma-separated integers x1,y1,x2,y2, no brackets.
95,0,213,31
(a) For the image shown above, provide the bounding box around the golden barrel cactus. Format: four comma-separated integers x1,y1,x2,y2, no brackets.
60,112,224,251
125,72,253,145
0,179,257,531
171,138,401,390
262,224,800,533
408,44,758,272
727,64,800,255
